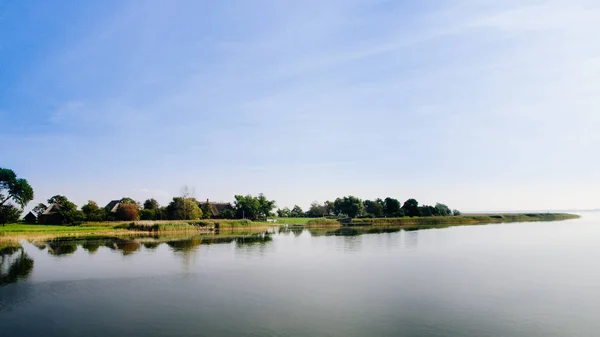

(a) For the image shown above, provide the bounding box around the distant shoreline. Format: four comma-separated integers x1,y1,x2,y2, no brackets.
0,213,580,242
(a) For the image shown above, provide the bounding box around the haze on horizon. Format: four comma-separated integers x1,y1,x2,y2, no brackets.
1,0,598,212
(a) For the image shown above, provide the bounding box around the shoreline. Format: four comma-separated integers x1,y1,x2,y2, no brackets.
0,213,580,242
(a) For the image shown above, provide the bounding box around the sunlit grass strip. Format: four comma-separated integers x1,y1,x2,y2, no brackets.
350,213,580,226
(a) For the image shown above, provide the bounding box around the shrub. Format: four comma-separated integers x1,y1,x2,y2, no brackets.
116,203,139,221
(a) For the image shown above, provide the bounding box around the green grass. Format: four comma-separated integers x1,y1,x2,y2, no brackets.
349,213,579,226
0,223,127,235
273,217,322,225
304,218,341,227
1,213,578,239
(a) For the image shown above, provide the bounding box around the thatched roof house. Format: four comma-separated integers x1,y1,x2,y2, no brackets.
105,200,121,213
24,211,38,224
198,199,233,218
38,204,64,225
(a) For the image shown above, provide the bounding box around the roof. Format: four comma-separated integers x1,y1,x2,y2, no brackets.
198,200,232,216
105,200,121,213
42,204,61,215
25,211,38,219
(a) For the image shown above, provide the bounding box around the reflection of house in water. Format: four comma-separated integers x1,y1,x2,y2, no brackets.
38,204,64,224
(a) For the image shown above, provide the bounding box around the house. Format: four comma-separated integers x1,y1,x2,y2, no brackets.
38,204,64,225
198,199,233,218
23,211,38,224
105,200,121,213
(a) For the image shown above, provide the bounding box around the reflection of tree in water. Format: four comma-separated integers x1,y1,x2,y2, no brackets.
166,238,203,252
36,237,142,257
81,240,101,254
0,245,34,286
45,240,78,256
142,241,161,250
114,241,140,256
235,233,272,246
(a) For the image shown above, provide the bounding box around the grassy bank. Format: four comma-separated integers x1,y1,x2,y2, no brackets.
0,213,579,239
0,219,275,238
348,213,580,226
296,213,579,228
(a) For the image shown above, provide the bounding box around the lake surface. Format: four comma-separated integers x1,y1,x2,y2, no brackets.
1,213,599,337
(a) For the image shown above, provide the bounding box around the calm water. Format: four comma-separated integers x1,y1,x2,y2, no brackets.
1,213,599,337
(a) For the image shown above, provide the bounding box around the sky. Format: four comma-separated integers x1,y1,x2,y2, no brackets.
1,0,599,212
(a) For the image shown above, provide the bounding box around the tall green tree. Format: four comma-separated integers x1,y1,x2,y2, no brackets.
200,200,213,219
334,196,364,218
167,197,202,220
306,201,327,217
81,200,105,221
234,195,259,219
418,205,436,217
257,193,276,219
32,203,47,216
0,168,34,208
383,197,402,217
364,200,384,217
0,205,22,226
402,198,420,217
324,201,335,216
290,205,304,218
277,207,291,217
47,195,82,223
143,198,160,210
434,203,452,216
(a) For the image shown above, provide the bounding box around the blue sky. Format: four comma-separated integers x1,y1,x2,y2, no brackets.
1,0,599,212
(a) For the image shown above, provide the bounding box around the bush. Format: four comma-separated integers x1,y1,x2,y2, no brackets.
139,209,156,221
116,203,139,221
0,205,22,225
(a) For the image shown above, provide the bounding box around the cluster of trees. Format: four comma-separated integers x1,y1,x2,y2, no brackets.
277,196,460,219
1,168,461,225
25,192,278,224
0,168,34,226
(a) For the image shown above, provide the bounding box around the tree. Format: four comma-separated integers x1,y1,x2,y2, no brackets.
200,200,213,219
453,209,462,216
418,205,436,217
277,207,291,217
383,197,402,217
334,196,364,218
257,193,276,219
233,195,261,220
290,205,304,218
306,201,327,217
32,203,47,217
139,209,156,220
143,198,159,210
47,195,81,223
0,205,22,226
116,203,139,221
434,203,452,216
364,200,384,217
324,200,335,216
167,197,202,220
402,198,420,217
81,201,104,221
120,197,141,210
0,168,34,209
0,246,34,286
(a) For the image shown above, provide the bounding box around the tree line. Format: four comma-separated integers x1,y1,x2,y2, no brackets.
25,193,278,224
1,167,461,225
277,196,460,219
